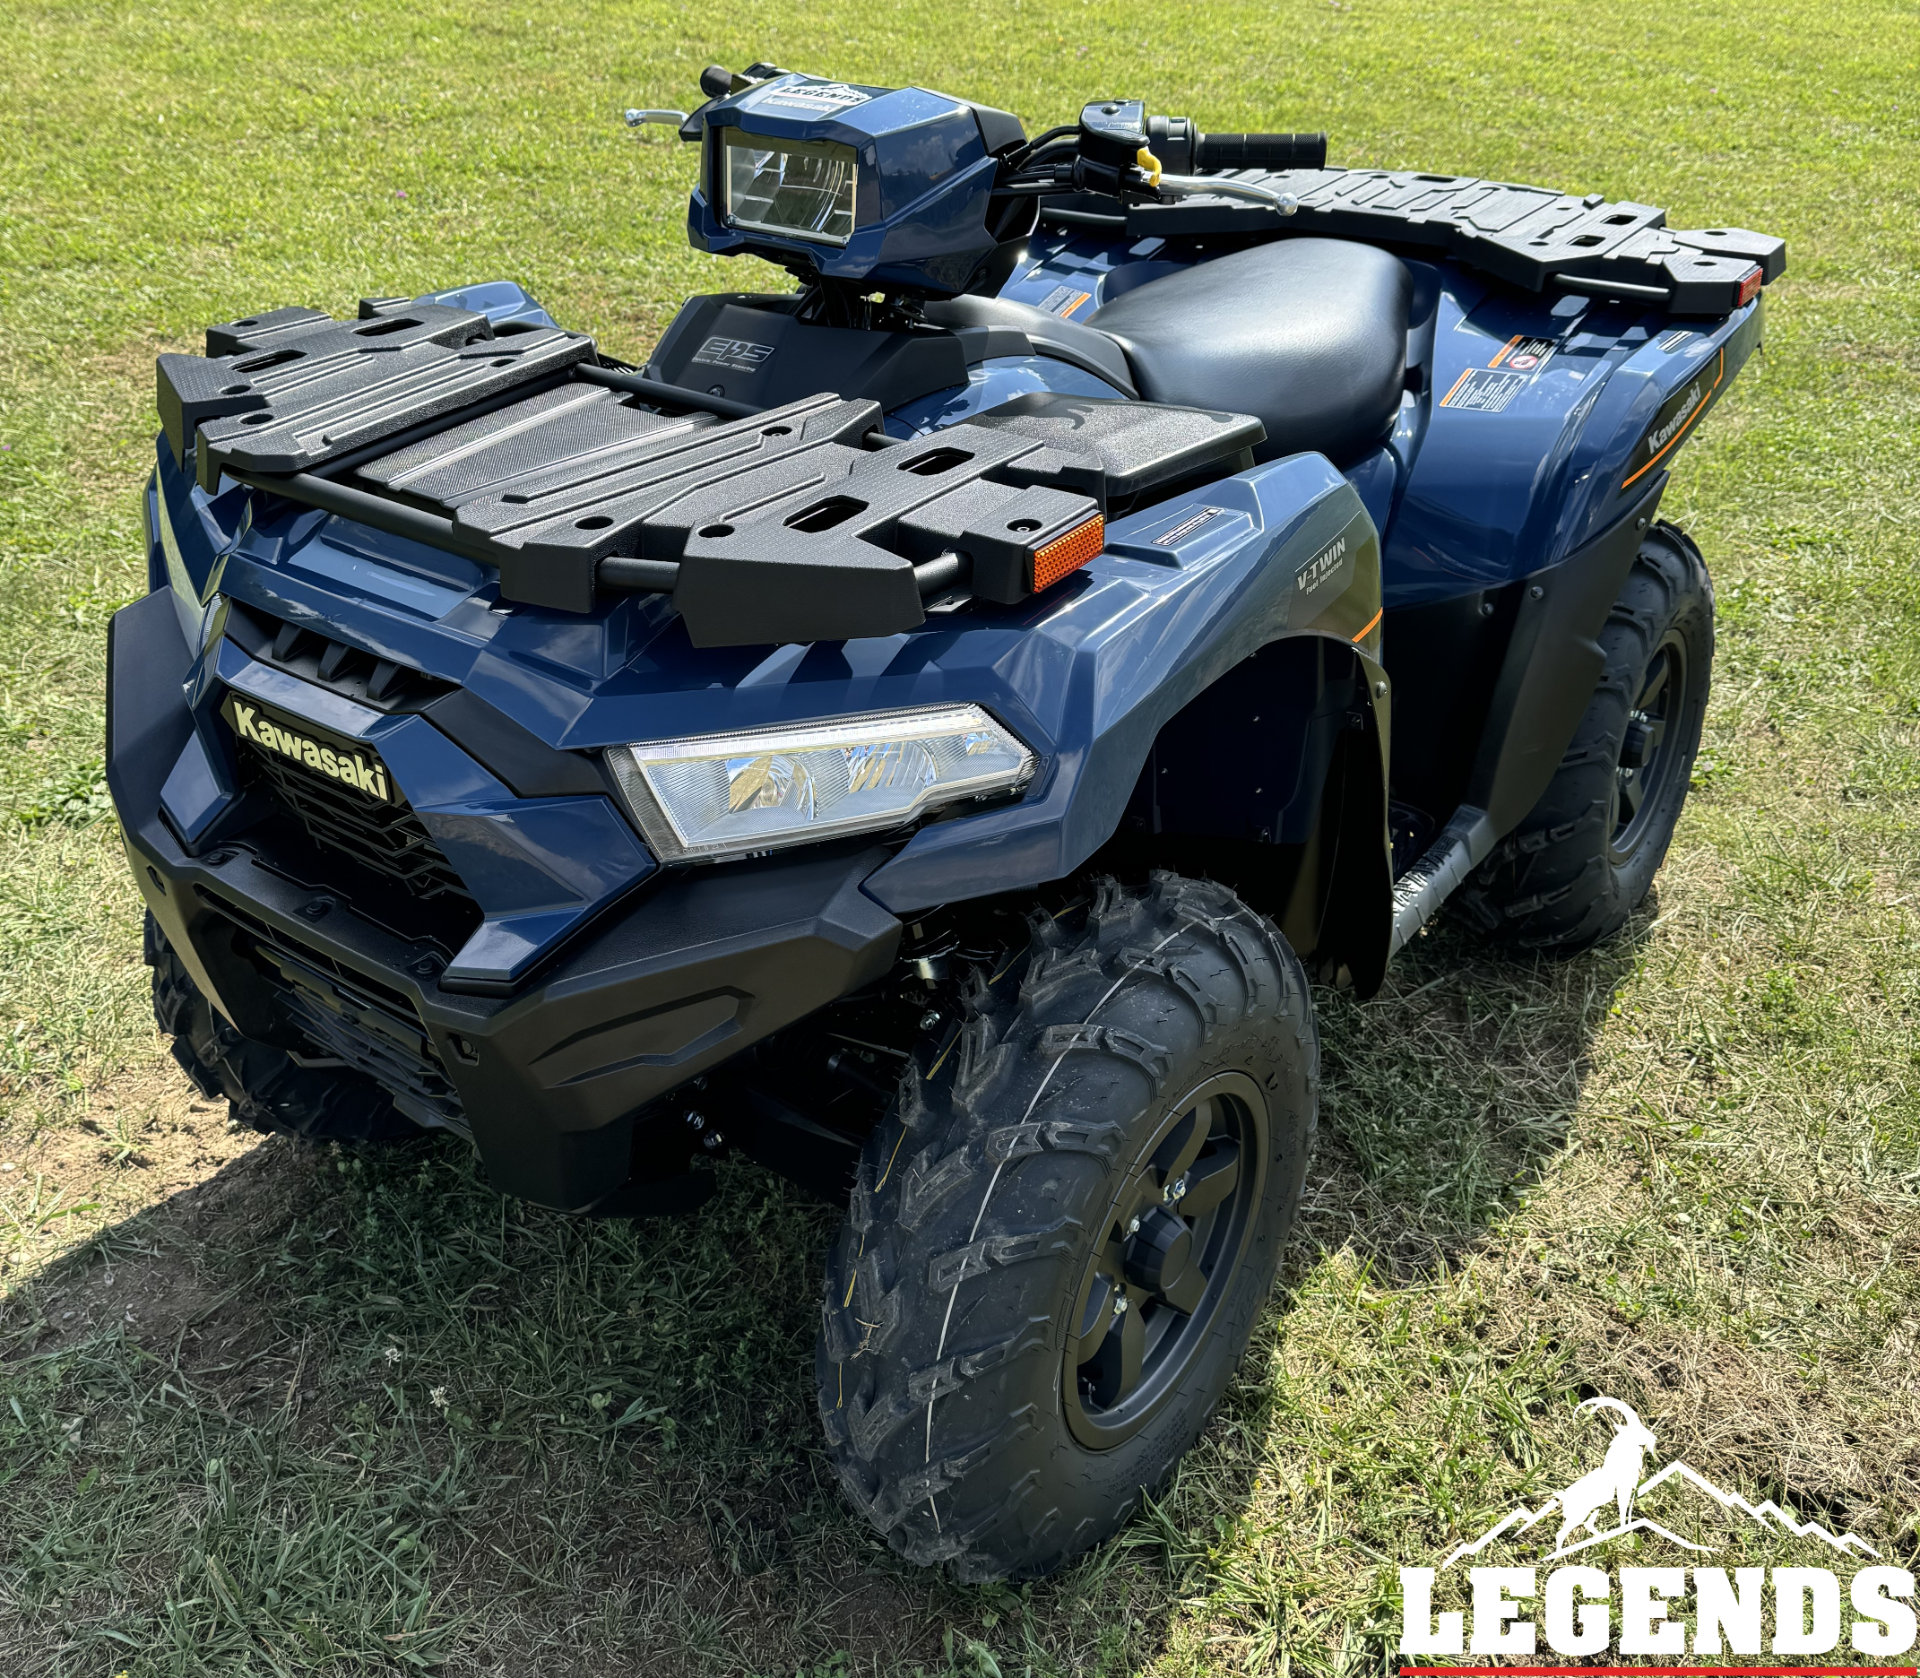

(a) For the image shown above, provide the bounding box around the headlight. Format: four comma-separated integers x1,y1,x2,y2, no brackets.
718,129,857,246
609,705,1035,863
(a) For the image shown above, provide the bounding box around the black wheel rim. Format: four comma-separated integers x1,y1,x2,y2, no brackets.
1062,1071,1268,1450
1610,630,1687,864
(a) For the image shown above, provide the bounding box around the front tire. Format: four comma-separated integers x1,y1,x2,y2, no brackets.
1456,521,1714,951
817,873,1317,1581
146,912,416,1144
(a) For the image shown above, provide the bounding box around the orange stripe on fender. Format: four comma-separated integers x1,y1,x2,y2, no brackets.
1352,606,1383,643
1623,348,1725,488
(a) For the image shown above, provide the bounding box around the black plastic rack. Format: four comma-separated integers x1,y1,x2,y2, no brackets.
159,299,1262,645
1058,166,1785,315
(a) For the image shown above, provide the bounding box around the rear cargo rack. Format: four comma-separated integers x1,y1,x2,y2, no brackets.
1057,167,1785,315
160,300,1263,644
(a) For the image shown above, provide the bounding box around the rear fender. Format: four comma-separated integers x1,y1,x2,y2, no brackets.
1386,285,1762,606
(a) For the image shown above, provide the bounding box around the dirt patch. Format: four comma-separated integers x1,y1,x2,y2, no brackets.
0,1053,263,1317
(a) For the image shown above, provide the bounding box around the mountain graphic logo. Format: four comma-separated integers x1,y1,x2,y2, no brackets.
1439,1395,1879,1570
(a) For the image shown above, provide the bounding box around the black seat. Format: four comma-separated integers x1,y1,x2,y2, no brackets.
1091,239,1412,467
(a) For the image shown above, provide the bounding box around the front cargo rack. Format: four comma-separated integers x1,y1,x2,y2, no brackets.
157,297,1261,643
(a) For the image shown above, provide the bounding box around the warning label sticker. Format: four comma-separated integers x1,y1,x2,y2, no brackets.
1439,367,1528,413
1488,333,1556,374
1037,285,1093,318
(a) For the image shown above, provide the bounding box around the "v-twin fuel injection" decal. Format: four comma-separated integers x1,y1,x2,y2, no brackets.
1294,534,1348,596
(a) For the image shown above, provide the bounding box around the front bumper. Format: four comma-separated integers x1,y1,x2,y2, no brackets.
108,588,902,1210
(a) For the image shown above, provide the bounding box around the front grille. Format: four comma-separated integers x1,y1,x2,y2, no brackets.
236,730,472,906
204,893,468,1135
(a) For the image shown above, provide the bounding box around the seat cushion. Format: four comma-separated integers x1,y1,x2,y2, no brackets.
1091,239,1412,466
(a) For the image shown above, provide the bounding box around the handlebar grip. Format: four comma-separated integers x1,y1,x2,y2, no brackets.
1193,131,1327,172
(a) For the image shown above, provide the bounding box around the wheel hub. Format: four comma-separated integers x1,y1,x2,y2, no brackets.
1611,632,1686,861
1061,1072,1268,1449
1123,1206,1196,1298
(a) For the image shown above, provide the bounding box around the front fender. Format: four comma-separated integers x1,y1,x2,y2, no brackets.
862,453,1381,914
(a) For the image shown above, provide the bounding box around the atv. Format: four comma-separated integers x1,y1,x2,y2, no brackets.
109,62,1780,1580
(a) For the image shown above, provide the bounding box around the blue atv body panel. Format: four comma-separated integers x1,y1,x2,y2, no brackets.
146,381,1379,979
995,228,1762,603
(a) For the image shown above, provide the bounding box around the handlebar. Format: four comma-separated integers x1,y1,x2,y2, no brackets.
1025,104,1327,205
1192,131,1327,172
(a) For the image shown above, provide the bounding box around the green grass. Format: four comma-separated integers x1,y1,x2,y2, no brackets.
2,0,1919,1672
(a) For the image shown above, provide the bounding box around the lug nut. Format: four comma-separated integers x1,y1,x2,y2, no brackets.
1166,1174,1190,1203
1127,1214,1142,1235
1113,1294,1128,1314
702,1130,724,1151
686,1110,704,1131
919,1010,941,1031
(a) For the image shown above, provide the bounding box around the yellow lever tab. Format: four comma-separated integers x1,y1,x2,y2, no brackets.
1135,146,1163,187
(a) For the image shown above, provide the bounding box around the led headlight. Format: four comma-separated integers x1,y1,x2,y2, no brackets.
718,129,857,246
609,705,1035,863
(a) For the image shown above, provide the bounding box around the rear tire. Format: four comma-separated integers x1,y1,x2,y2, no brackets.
146,912,416,1144
1456,521,1713,952
817,873,1317,1581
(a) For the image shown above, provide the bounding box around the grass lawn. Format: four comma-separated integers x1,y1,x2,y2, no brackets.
2,0,1918,1672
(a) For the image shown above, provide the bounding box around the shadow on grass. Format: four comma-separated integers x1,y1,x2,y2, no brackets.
0,901,1656,1678
1306,899,1659,1282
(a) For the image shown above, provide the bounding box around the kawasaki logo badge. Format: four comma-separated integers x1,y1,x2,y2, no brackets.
1647,383,1706,455
221,695,393,804
1295,535,1348,596
1624,348,1725,488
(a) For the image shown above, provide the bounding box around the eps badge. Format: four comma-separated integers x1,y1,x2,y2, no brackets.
1399,1396,1917,1659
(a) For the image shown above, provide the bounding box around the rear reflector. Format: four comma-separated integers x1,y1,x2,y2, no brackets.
1735,265,1764,307
1032,515,1105,591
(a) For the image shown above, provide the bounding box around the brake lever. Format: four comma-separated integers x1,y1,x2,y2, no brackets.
1150,172,1299,215
624,109,691,128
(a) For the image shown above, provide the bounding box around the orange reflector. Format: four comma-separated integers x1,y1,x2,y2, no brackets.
1735,265,1764,307
1032,515,1104,591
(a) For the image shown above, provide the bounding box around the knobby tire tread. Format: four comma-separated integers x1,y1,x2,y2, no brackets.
145,912,415,1144
816,872,1317,1581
